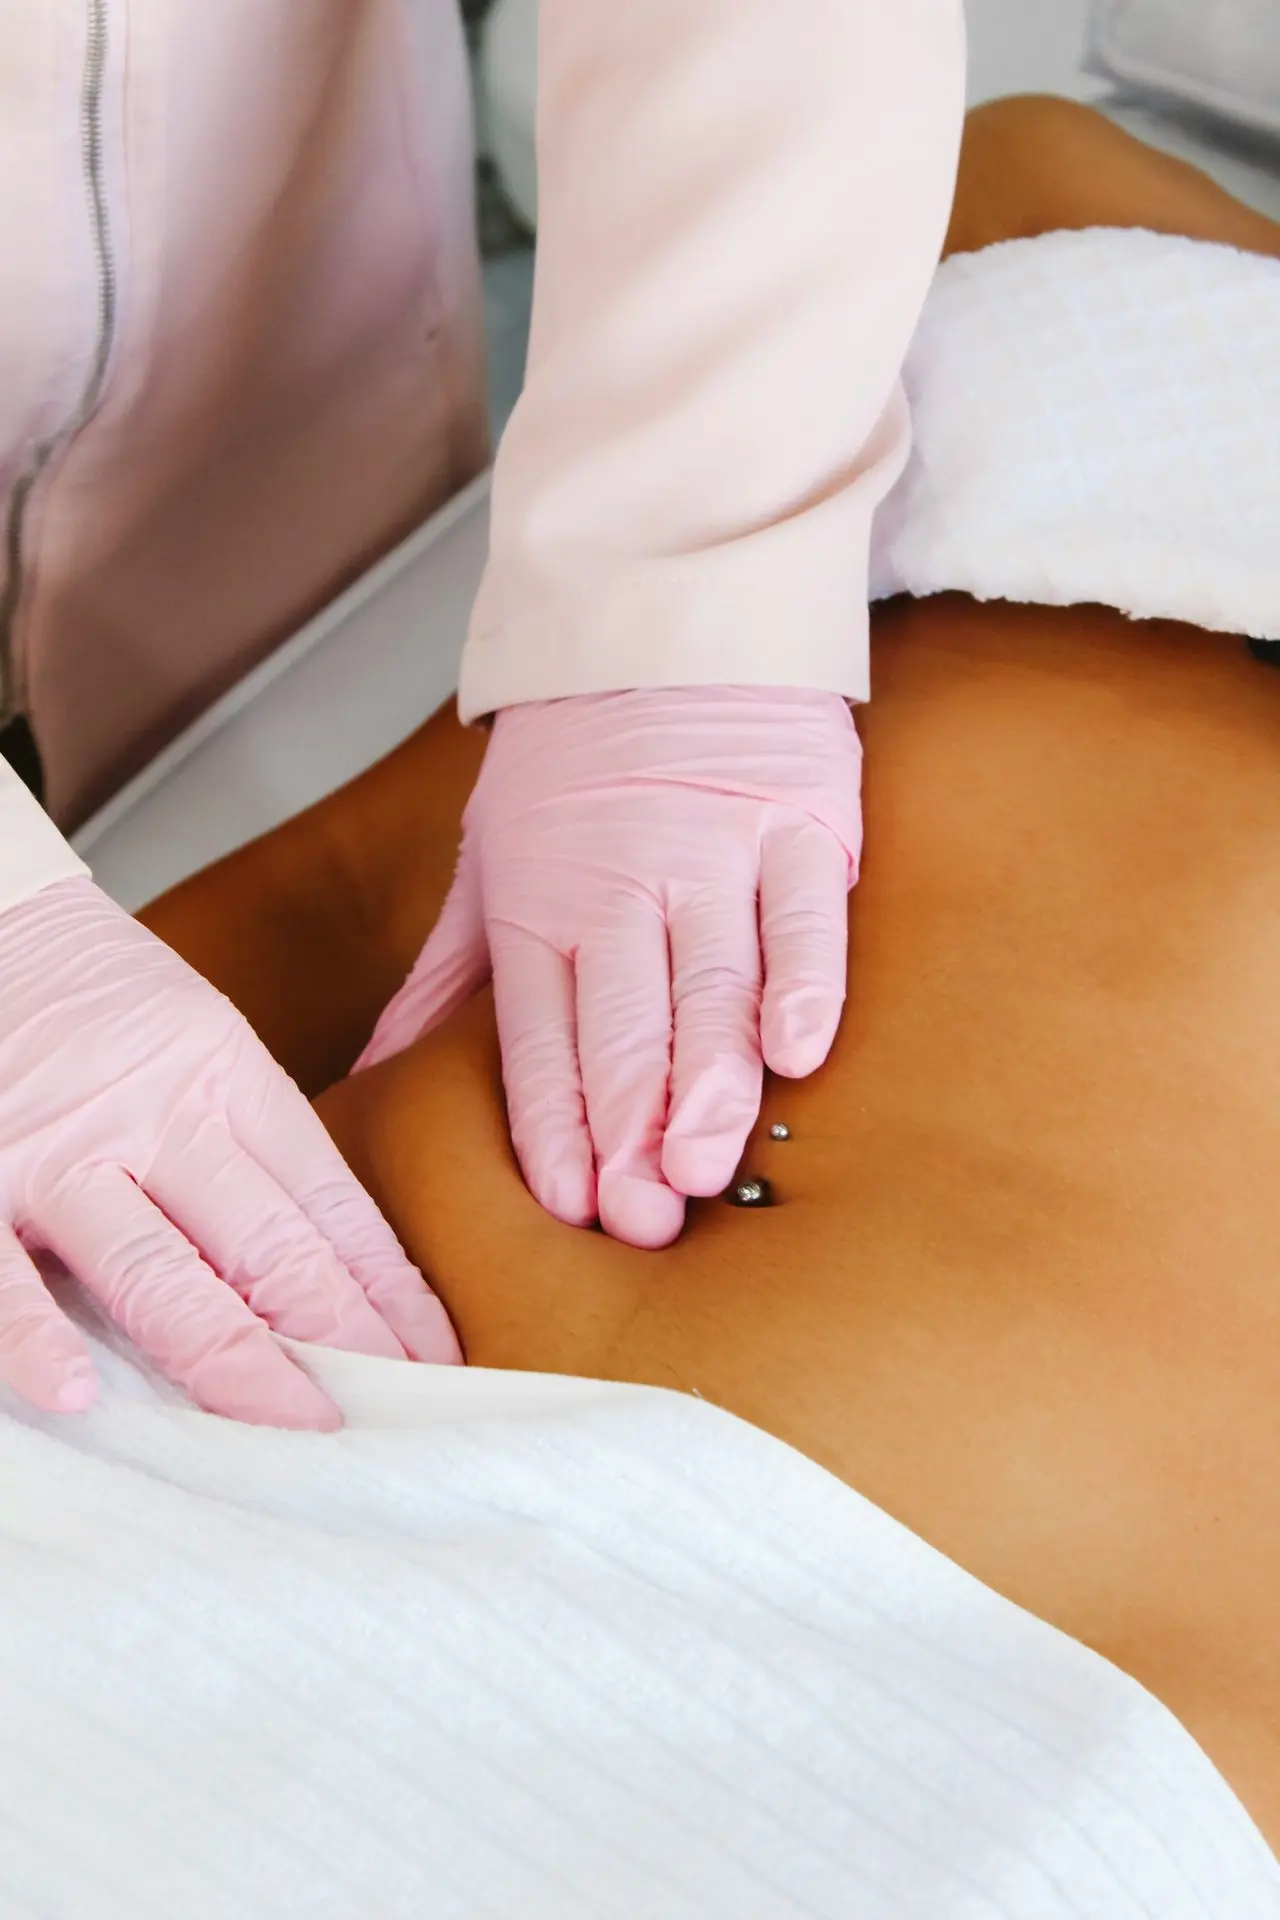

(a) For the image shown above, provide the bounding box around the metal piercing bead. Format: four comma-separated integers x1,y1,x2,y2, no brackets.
769,1123,791,1142
727,1177,775,1209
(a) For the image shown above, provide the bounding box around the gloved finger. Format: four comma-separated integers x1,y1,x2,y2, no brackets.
759,818,850,1079
146,1119,407,1360
354,840,489,1072
576,900,684,1250
224,1066,461,1365
662,885,764,1199
0,1220,96,1414
42,1167,343,1430
490,925,596,1229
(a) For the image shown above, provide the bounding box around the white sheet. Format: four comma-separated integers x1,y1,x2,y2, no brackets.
2,1307,1277,1918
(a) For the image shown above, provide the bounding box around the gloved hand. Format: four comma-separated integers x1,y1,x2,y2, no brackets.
357,687,862,1248
0,877,460,1426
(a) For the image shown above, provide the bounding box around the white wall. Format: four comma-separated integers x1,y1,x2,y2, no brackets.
965,0,1101,103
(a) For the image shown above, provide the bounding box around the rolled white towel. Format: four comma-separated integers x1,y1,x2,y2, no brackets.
871,227,1280,644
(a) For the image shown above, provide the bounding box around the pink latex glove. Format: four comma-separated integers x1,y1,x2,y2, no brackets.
357,688,862,1248
0,878,460,1426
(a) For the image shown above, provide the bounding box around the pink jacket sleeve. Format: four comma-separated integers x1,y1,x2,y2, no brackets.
458,0,967,721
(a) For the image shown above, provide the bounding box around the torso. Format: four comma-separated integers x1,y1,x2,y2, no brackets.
320,595,1280,1854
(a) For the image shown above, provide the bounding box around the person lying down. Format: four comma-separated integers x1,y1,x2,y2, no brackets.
6,97,1280,1918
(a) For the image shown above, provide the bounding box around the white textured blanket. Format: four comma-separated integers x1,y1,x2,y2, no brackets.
871,229,1280,645
1,1313,1277,1918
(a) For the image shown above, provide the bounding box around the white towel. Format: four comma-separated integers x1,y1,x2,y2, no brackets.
1,1304,1276,1918
871,229,1280,646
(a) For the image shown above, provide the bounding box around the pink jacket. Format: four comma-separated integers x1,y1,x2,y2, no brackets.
0,0,965,909
0,0,487,841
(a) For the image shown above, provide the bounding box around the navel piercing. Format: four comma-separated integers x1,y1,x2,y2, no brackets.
769,1123,791,1142
727,1177,775,1208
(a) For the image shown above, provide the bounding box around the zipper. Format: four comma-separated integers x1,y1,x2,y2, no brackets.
0,0,118,728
